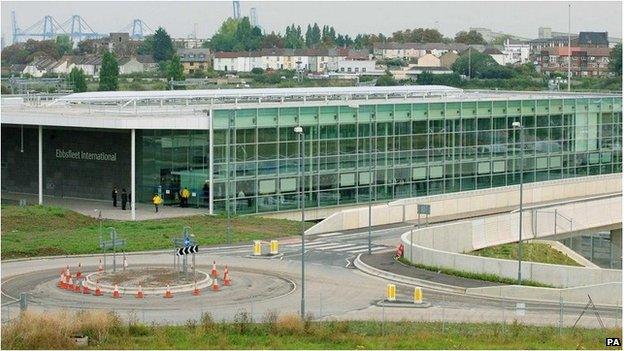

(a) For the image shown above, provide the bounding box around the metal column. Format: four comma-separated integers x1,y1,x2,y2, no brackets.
131,129,136,221
38,125,43,205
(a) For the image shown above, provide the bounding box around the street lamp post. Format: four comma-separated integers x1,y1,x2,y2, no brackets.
512,121,524,285
294,125,306,319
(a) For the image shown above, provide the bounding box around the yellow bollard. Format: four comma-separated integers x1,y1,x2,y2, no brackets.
253,240,262,256
270,240,279,255
386,284,396,302
413,287,423,304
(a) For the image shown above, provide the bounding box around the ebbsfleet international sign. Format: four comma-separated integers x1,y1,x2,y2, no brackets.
55,149,117,162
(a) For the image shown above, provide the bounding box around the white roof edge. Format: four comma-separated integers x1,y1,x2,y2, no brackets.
55,85,463,102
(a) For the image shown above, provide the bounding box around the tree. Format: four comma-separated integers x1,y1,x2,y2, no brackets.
261,32,284,48
454,30,486,45
99,51,119,91
152,27,175,62
392,28,445,43
305,23,321,48
210,18,239,52
283,24,304,49
451,50,499,78
233,17,262,51
55,35,73,56
68,67,87,92
376,71,398,86
137,35,155,56
166,55,185,82
609,43,622,76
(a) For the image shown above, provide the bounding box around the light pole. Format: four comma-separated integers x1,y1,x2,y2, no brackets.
512,121,524,285
294,125,306,319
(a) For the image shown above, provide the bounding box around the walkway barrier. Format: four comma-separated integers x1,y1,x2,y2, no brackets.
386,284,396,301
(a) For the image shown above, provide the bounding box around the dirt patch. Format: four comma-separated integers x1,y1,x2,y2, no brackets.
96,268,207,288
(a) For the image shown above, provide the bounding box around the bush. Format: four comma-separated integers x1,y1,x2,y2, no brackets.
251,67,265,74
275,314,304,335
232,310,252,334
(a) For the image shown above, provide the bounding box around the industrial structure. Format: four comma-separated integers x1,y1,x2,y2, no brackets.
1,86,621,220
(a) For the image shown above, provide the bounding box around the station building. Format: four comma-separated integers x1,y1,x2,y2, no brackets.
1,86,621,219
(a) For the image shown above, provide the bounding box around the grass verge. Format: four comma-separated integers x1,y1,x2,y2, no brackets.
468,242,582,266
2,310,619,349
397,257,553,287
1,205,311,260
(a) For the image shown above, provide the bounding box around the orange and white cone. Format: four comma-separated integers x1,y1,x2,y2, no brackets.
58,273,66,289
112,284,122,298
223,266,232,286
65,267,71,278
82,280,91,294
98,259,104,272
192,281,200,296
211,277,220,291
211,261,218,277
136,285,144,299
94,281,103,296
164,285,173,298
76,263,82,278
67,277,75,290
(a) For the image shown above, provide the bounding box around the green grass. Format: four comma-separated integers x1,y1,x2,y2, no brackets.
397,257,552,287
0,205,310,260
3,310,619,350
469,242,582,267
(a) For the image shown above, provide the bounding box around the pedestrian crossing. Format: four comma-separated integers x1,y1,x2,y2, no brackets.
282,238,390,254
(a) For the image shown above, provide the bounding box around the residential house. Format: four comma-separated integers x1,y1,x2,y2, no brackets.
535,46,611,77
178,48,212,74
483,48,506,66
74,55,103,77
173,38,208,49
213,51,263,72
50,55,77,75
439,51,459,69
336,59,376,74
22,56,58,77
373,42,472,60
118,56,158,75
417,53,441,67
503,39,530,65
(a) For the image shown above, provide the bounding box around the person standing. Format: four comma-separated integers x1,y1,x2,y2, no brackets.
121,188,128,210
152,193,163,213
112,186,118,207
180,187,190,207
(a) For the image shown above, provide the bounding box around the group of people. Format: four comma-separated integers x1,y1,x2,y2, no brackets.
111,186,132,210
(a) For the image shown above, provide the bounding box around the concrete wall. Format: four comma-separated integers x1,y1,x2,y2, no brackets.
467,282,622,306
306,174,621,235
401,195,622,288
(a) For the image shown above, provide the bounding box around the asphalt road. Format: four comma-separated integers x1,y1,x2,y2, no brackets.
2,224,621,328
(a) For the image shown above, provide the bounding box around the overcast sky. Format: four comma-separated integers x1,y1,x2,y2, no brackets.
2,1,622,45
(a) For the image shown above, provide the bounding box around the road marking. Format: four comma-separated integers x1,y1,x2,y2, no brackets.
344,258,351,268
305,242,355,250
303,241,338,248
317,232,344,238
348,246,388,254
332,244,371,252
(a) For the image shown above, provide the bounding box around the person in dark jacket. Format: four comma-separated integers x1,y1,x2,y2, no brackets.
121,188,128,210
112,186,118,207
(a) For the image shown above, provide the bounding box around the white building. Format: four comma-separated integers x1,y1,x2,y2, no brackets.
336,59,377,74
503,38,530,65
483,48,506,66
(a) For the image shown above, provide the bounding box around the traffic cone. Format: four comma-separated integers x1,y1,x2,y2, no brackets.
65,267,71,278
98,259,104,272
58,273,66,289
136,285,144,299
112,284,121,298
94,281,103,296
82,280,91,294
67,277,74,291
164,285,173,298
211,277,220,291
223,266,232,286
76,263,82,278
211,261,218,277
192,281,200,296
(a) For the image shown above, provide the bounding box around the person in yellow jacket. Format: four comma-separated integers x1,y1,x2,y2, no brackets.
152,193,163,213
180,187,191,208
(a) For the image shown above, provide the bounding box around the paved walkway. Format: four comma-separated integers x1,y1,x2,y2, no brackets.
360,251,501,289
2,193,206,221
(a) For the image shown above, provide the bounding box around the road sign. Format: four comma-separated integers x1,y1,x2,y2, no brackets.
417,204,431,215
176,245,199,256
99,239,125,249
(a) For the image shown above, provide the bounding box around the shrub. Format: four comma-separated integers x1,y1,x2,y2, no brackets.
233,309,252,334
275,314,304,335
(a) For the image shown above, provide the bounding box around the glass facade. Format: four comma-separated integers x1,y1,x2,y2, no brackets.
140,96,622,214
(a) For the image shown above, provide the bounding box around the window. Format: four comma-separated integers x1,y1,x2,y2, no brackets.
362,67,367,72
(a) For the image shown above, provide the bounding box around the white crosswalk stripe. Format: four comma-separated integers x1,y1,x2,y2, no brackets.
282,239,388,254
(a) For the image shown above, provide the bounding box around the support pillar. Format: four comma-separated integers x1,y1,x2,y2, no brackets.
131,129,136,221
38,125,43,205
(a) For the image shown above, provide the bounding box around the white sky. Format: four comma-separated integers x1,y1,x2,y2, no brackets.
1,0,622,45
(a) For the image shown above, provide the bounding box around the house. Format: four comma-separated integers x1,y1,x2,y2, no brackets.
336,59,376,74
503,39,530,65
213,51,263,72
483,48,506,66
439,51,459,69
22,56,58,77
373,42,472,60
50,55,77,75
136,55,158,72
178,48,212,74
119,56,146,75
74,55,103,77
535,46,611,77
417,53,441,67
